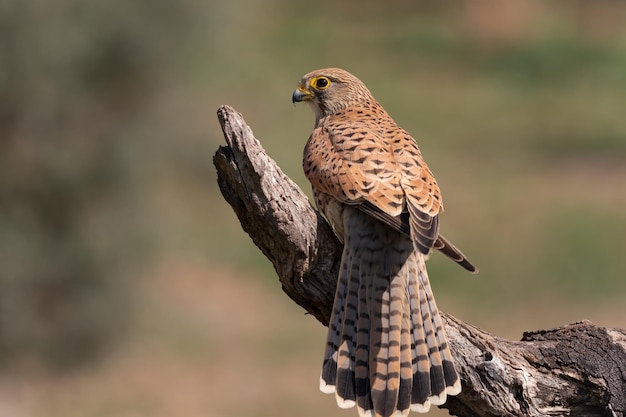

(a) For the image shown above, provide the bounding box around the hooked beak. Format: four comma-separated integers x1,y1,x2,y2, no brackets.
292,85,313,103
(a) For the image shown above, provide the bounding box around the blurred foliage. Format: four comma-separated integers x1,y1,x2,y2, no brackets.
0,0,192,369
1,0,625,377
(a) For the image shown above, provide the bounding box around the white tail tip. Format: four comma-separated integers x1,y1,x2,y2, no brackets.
336,394,356,409
356,406,374,417
319,377,336,394
394,408,410,417
410,399,432,413
446,380,462,396
428,392,447,406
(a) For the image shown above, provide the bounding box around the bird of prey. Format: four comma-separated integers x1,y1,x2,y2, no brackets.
292,68,477,417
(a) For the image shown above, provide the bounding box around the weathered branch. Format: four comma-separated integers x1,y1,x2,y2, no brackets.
213,105,626,417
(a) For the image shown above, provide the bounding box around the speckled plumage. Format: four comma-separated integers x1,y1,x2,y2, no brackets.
293,68,476,417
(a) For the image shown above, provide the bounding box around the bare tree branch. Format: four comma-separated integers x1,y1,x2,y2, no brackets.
213,104,626,417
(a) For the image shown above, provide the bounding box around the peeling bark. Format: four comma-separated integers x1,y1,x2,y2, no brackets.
213,105,626,417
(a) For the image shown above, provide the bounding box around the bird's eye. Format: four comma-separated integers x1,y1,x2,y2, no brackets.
312,77,330,90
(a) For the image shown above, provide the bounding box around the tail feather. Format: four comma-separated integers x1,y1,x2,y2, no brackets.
417,256,446,404
408,256,431,410
397,290,413,416
320,244,350,394
356,271,372,416
321,208,460,417
369,277,400,417
335,248,360,407
367,223,407,417
417,254,461,400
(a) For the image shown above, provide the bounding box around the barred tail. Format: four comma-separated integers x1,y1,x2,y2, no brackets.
320,208,460,417
408,253,461,413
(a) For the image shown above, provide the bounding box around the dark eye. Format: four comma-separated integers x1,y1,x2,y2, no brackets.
314,77,330,89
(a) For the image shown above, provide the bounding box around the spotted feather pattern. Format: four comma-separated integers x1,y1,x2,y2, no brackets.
296,68,475,417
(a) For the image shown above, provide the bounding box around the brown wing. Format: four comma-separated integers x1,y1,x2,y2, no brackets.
392,127,443,253
304,107,477,272
304,106,441,254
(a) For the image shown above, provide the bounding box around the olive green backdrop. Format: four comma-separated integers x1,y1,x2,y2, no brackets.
1,1,625,416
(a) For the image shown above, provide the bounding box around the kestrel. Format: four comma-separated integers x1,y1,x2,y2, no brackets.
292,68,477,417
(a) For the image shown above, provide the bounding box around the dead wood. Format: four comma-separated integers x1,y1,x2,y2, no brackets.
213,104,626,417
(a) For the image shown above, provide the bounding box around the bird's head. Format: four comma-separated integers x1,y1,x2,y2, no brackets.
292,68,372,121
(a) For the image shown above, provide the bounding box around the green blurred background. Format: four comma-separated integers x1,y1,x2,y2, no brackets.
1,0,625,416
